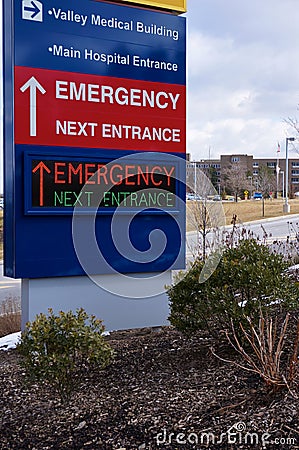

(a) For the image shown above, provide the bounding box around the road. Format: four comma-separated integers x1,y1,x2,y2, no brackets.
187,214,299,258
1,214,299,303
244,215,299,242
0,264,21,303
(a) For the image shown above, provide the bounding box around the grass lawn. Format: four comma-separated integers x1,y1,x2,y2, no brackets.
223,198,299,223
187,198,299,231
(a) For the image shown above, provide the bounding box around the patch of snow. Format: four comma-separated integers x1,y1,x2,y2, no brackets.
0,331,21,351
0,330,111,351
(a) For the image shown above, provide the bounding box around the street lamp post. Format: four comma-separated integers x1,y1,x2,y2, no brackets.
280,171,285,199
276,164,280,199
194,161,197,194
283,137,295,213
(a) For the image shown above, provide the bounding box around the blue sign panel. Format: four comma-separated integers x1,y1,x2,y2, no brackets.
3,0,186,279
15,0,186,83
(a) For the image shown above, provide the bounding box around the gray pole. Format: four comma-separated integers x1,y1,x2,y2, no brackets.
283,137,295,213
281,171,285,199
276,150,279,199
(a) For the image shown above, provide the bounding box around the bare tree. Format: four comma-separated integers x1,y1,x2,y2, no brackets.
284,109,299,156
285,106,299,137
256,165,276,217
221,163,248,201
186,168,225,262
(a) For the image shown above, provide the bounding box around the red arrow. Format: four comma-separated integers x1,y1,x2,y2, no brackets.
32,161,51,207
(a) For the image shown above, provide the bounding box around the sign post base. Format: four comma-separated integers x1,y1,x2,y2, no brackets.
21,271,172,331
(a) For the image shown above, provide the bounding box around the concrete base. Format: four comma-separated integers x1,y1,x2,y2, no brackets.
21,271,172,331
283,203,291,214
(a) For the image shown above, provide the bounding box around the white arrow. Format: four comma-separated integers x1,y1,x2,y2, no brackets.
20,76,46,137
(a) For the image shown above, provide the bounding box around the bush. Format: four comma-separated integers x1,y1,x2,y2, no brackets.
17,308,114,402
213,312,299,393
168,239,299,337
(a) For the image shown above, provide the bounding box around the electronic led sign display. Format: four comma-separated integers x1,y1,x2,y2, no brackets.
30,159,177,209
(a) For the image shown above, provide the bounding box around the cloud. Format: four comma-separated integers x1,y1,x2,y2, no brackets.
1,0,299,194
188,117,284,157
187,0,299,160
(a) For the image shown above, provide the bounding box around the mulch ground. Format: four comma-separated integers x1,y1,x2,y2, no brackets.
0,326,298,450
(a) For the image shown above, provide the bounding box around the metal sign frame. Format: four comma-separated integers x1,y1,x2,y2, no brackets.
3,0,186,279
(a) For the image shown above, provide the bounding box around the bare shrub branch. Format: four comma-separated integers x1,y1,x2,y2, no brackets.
0,296,21,337
212,312,299,395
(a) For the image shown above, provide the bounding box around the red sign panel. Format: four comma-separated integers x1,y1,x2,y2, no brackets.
14,66,186,153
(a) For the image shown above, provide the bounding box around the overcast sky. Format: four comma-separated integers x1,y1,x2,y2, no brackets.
1,1,299,190
187,0,299,161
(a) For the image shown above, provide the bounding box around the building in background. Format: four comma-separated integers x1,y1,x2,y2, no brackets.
187,153,299,198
